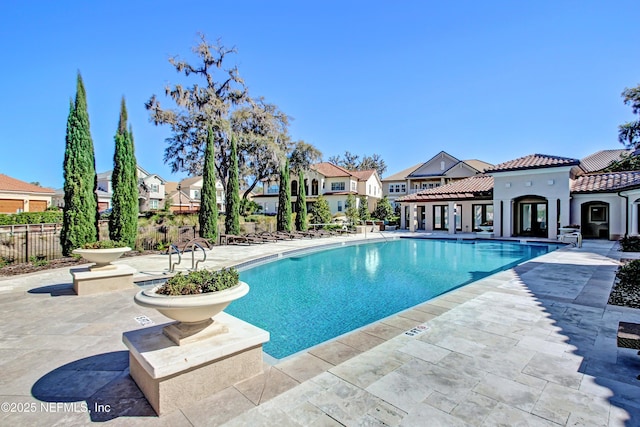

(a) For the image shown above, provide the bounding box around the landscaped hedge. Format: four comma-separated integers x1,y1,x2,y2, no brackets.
619,235,640,252
0,211,63,226
609,259,640,308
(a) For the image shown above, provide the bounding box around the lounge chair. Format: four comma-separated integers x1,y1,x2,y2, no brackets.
245,233,277,243
272,231,299,239
220,234,251,245
260,232,290,241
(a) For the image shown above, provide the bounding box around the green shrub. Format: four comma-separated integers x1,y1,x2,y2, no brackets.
156,267,239,295
619,236,640,252
0,211,63,225
28,255,48,267
81,240,128,249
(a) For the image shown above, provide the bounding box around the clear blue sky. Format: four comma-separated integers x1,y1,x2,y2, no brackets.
2,1,639,189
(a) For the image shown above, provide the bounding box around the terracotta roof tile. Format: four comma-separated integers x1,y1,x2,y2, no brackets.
0,173,55,194
486,154,580,173
571,171,640,193
311,162,352,177
350,169,376,181
580,149,630,173
397,175,494,202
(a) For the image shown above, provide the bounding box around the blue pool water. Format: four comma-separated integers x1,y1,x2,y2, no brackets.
226,239,560,359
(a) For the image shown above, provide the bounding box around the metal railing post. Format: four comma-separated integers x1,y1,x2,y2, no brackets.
24,230,29,263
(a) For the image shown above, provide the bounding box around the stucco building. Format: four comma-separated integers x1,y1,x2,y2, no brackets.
254,162,383,219
397,149,637,240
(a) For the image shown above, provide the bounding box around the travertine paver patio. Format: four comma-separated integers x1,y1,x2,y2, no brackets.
0,233,639,426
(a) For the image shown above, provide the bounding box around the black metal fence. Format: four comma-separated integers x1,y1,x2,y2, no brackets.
0,220,277,266
0,224,64,265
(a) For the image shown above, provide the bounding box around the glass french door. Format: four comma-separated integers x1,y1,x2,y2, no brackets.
519,202,547,237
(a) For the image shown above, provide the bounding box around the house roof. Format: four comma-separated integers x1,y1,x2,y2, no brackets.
462,159,493,173
571,171,640,193
486,154,580,173
0,173,55,194
350,169,377,181
179,176,203,187
398,175,494,202
98,166,168,184
97,171,112,181
311,162,352,177
580,149,630,173
166,190,196,204
383,153,492,182
382,163,423,181
164,182,179,194
407,151,461,178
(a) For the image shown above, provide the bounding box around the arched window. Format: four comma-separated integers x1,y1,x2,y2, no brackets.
311,179,319,196
291,180,298,196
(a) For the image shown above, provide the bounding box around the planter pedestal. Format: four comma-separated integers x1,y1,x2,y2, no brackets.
123,312,269,415
71,264,136,295
163,319,229,346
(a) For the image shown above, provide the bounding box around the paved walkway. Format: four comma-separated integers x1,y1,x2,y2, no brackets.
0,234,639,426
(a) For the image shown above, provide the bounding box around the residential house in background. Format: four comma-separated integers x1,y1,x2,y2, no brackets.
397,148,640,240
0,173,54,214
382,151,492,209
164,176,226,213
254,162,383,219
96,166,167,213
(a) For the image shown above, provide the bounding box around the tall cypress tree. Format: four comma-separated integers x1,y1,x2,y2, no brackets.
225,134,240,235
277,159,292,232
295,170,307,231
358,195,370,221
109,97,139,247
61,73,98,256
200,126,219,241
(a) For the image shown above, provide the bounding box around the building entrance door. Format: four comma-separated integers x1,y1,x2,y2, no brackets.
519,202,547,237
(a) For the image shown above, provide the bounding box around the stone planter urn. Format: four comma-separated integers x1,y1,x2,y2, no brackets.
134,281,250,345
124,278,266,415
478,225,493,232
72,247,131,271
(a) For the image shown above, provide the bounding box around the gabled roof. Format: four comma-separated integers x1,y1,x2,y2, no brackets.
0,173,55,194
311,162,352,178
350,169,377,181
383,153,492,182
571,171,640,193
99,166,168,184
398,175,494,202
486,154,580,173
580,149,630,173
166,189,195,204
164,182,179,194
179,176,203,187
382,163,423,181
97,171,112,181
407,151,461,178
462,159,493,173
141,173,167,184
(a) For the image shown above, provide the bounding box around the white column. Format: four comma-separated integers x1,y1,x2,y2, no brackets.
548,198,558,240
631,202,638,236
400,205,406,229
559,198,570,231
493,199,502,237
448,201,456,234
409,203,417,232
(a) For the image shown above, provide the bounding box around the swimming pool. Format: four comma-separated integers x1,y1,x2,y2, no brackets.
226,239,560,359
